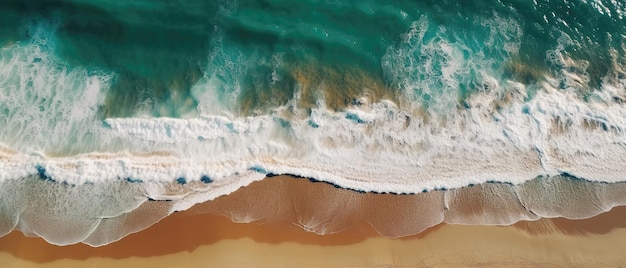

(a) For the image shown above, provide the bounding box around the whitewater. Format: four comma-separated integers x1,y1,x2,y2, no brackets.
1,0,626,246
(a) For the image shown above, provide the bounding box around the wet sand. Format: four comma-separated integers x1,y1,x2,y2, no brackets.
1,210,626,267
1,177,626,267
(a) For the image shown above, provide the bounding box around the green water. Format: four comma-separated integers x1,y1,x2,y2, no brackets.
1,0,625,117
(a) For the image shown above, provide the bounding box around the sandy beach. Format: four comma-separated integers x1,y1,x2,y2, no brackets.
1,211,626,267
1,177,625,267
2,1,626,267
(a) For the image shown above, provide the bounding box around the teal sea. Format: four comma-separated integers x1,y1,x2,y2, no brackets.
1,0,626,246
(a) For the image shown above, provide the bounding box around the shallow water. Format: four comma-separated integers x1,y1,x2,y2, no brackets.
1,0,626,245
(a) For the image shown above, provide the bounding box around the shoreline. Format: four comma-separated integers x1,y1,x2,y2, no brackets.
2,175,626,246
1,208,626,267
1,177,626,267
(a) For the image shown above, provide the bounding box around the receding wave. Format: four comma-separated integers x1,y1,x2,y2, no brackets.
1,175,625,246
1,0,626,246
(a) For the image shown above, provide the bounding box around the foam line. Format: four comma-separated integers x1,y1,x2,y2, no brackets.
2,13,626,246
2,175,626,246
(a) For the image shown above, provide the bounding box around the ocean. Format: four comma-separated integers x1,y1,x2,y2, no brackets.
0,0,625,246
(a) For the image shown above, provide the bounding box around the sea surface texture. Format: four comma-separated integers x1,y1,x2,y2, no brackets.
1,0,626,245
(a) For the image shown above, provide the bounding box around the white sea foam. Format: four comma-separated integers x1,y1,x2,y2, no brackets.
0,23,113,155
2,18,626,193
4,74,626,189
2,18,626,246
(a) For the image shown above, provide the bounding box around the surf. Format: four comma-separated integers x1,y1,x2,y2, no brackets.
0,0,625,246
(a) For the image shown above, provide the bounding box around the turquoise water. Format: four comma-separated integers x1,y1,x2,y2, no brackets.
2,0,624,118
2,0,626,246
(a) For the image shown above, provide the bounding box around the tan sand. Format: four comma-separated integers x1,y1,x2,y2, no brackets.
1,211,626,267
1,176,625,267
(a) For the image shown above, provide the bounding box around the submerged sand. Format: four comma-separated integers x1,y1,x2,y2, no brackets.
1,176,625,267
1,210,626,267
